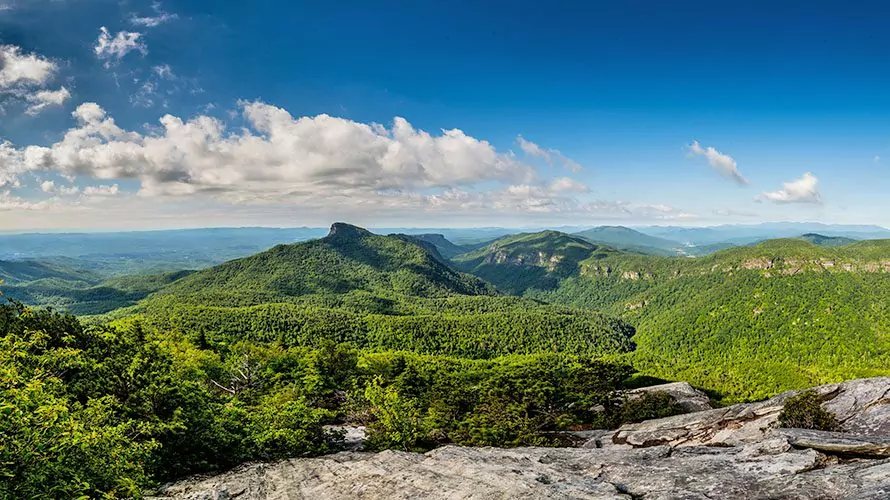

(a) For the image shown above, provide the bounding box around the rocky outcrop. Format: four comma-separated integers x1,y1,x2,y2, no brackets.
149,378,890,500
626,381,713,413
611,377,890,448
150,443,890,499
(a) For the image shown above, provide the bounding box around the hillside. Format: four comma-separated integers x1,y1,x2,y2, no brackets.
799,233,857,247
573,226,683,256
1,270,194,316
151,223,496,308
451,230,618,294
133,224,636,359
0,259,99,286
398,233,470,259
524,238,890,400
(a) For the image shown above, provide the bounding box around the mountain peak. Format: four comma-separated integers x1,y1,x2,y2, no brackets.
327,222,373,239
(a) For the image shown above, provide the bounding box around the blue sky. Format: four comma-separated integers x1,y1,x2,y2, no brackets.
0,0,888,230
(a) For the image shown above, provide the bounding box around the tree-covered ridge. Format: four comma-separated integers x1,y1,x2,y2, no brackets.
134,298,635,359
151,223,496,307
519,238,890,401
452,230,619,294
0,259,100,285
572,226,683,256
798,233,857,247
399,233,473,259
1,270,195,316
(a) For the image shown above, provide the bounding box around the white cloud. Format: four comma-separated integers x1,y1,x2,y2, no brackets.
94,27,147,66
688,141,748,185
153,64,175,80
0,190,60,211
130,2,178,27
39,179,79,195
0,102,697,226
0,141,25,187
0,45,57,89
82,184,119,196
757,172,822,204
516,135,583,172
549,176,589,193
875,155,881,163
130,80,158,108
24,86,70,115
10,101,535,200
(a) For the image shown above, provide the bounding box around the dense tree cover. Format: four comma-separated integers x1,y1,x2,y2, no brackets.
1,302,645,498
132,300,635,359
452,230,618,294
151,223,496,308
519,238,890,401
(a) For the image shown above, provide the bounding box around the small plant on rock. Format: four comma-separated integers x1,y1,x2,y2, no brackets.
778,390,840,431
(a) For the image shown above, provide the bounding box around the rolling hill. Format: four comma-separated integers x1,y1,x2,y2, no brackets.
573,226,683,256
799,233,857,247
451,230,618,294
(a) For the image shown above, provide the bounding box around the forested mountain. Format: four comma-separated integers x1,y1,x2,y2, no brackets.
521,238,890,400
0,259,99,285
573,226,682,256
150,222,496,307
451,231,618,294
799,233,857,247
127,224,636,360
2,270,195,316
399,233,472,258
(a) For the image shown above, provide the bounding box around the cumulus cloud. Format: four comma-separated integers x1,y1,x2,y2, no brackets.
25,86,70,115
130,1,178,27
688,141,748,185
9,101,535,201
94,27,146,66
40,180,80,195
757,172,822,204
0,101,696,225
516,136,582,172
0,45,57,89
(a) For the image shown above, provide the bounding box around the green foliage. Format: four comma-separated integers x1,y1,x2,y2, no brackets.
0,301,641,496
496,238,890,402
617,392,685,424
778,390,840,431
452,230,616,294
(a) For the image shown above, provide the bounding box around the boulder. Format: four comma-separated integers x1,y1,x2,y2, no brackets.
625,381,713,412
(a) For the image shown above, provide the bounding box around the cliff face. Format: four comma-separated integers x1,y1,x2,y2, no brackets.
151,378,890,499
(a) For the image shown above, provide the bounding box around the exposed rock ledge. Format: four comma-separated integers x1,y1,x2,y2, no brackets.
150,377,890,500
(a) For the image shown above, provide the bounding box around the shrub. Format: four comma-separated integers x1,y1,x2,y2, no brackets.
778,390,840,431
618,392,685,424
